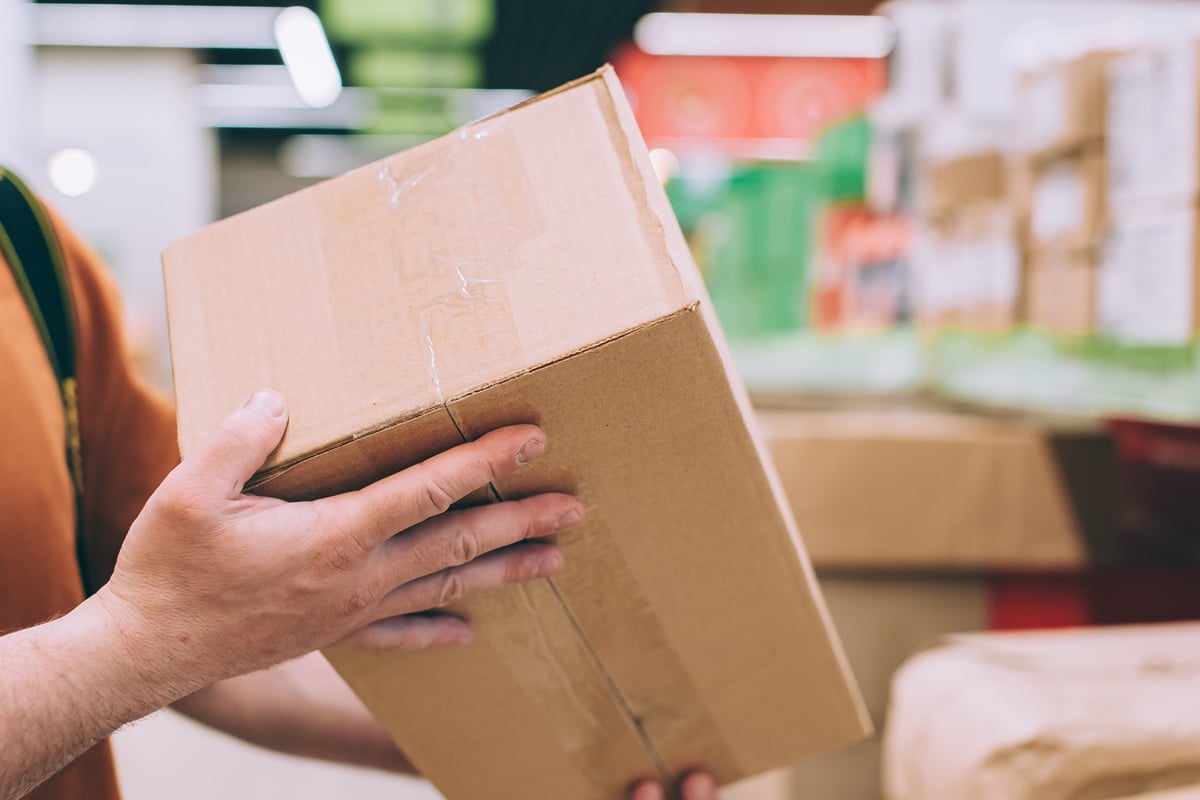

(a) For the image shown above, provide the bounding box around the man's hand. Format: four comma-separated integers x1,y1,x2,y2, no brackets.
630,772,719,800
98,389,581,698
0,389,581,800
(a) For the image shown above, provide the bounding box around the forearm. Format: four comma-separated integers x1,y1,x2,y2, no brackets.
0,593,189,800
172,651,413,774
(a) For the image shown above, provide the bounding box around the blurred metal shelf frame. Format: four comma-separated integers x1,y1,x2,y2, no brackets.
29,3,281,49
195,67,528,130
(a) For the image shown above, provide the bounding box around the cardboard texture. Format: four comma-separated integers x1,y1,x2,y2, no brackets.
1113,786,1200,800
884,624,1200,800
1028,248,1097,337
922,150,1007,222
1108,41,1200,206
761,409,1116,570
1017,50,1124,162
162,68,868,800
1029,149,1107,255
1098,206,1200,346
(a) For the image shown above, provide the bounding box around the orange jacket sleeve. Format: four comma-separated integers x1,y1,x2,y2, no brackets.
49,208,181,590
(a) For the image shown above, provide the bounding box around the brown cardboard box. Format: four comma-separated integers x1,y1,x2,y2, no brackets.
1029,149,1107,255
1027,248,1097,337
761,409,1116,570
1108,41,1200,206
162,68,869,800
1016,50,1124,161
1098,206,1200,346
910,206,1022,333
782,575,989,800
957,204,1023,332
1114,786,1200,800
884,624,1200,800
922,150,1007,221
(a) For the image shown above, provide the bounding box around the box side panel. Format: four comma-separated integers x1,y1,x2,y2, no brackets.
264,412,662,799
257,314,701,796
164,69,691,467
451,310,870,784
326,578,659,800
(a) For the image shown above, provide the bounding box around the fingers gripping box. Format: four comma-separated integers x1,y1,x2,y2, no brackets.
162,67,869,800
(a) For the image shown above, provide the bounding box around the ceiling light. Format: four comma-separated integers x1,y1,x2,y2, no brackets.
633,12,897,60
47,148,98,197
274,6,342,108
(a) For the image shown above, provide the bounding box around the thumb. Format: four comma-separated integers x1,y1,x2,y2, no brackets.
185,390,289,497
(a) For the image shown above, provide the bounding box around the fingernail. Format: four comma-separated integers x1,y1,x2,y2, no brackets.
633,783,664,800
685,773,718,800
245,390,285,418
555,506,583,531
516,438,545,464
534,551,563,577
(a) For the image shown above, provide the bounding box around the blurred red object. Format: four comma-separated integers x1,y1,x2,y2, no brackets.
612,42,887,155
813,206,910,332
967,417,1200,633
987,573,1092,631
988,567,1200,631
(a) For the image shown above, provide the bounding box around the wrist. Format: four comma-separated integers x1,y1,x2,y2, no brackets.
78,588,211,716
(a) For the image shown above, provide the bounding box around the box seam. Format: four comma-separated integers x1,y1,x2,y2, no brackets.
249,304,699,490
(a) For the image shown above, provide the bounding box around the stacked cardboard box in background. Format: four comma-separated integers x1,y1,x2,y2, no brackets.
758,406,1118,799
911,147,1021,331
1015,49,1123,337
1102,40,1200,346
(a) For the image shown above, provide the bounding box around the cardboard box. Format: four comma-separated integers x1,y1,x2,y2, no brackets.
782,575,989,800
909,206,1022,332
1027,249,1097,337
1108,41,1200,206
884,624,1200,800
162,68,869,800
921,150,1007,221
1029,149,1107,255
1098,206,1200,346
1016,50,1124,161
761,409,1116,570
1114,786,1200,800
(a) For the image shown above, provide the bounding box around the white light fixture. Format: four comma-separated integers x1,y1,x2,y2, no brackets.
274,6,342,108
47,148,98,197
30,4,280,49
648,148,680,185
634,12,897,60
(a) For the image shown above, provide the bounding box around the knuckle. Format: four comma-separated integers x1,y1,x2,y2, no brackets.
416,468,457,518
314,505,371,566
435,569,466,607
224,415,269,450
163,481,213,528
475,445,504,484
340,584,377,617
449,526,480,566
322,539,357,573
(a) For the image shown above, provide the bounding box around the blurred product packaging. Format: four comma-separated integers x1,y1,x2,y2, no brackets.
885,624,1200,800
911,144,1021,333
1015,48,1124,339
1101,40,1200,348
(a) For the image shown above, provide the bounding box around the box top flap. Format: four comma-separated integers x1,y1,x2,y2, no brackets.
164,66,696,468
